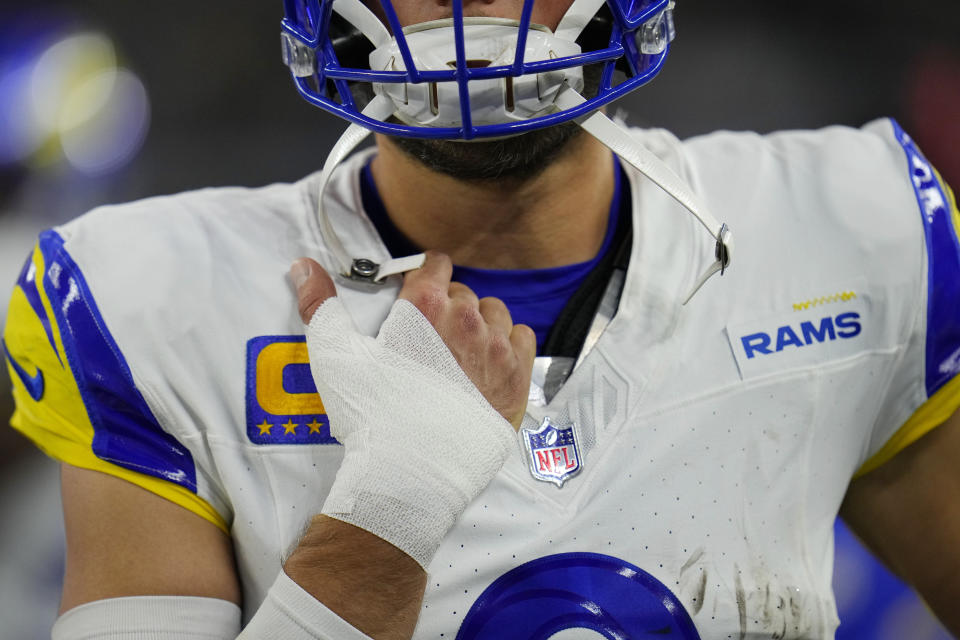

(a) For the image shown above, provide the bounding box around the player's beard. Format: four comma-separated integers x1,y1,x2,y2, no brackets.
378,65,602,184
385,122,584,183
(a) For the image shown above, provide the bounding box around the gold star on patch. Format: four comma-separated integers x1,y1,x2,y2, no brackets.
257,420,273,436
307,419,324,434
283,419,298,435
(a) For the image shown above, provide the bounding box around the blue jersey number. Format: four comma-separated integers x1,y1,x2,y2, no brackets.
457,552,701,639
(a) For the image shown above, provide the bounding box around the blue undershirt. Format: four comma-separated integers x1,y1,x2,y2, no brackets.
360,159,624,351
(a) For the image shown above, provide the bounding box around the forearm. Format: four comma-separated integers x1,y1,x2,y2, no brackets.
55,505,425,640
284,515,427,640
277,255,532,639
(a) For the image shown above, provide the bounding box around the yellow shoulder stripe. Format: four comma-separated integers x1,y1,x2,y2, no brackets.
4,245,227,534
855,372,960,478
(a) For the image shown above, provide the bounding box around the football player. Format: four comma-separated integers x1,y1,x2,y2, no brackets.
4,1,960,639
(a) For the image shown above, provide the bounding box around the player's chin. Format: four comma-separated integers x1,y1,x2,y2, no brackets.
382,65,603,183
387,121,584,183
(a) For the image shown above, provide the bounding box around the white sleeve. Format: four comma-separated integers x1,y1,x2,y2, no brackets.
238,571,373,639
52,596,241,640
50,571,372,640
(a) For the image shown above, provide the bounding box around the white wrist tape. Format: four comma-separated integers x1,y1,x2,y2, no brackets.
306,297,515,567
52,595,240,639
238,570,372,640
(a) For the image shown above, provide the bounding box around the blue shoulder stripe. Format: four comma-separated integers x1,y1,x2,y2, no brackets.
890,120,960,397
37,230,199,492
15,251,61,364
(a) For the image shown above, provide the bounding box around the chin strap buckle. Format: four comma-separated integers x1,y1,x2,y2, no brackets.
345,254,428,284
558,86,734,306
682,223,733,305
716,222,731,275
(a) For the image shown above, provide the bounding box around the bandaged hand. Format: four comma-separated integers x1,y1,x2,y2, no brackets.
291,252,536,567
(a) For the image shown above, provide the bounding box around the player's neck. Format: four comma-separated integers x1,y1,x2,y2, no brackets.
369,132,616,270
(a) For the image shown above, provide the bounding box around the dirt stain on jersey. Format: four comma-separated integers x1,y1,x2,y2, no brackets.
691,571,708,615
736,563,825,639
734,565,747,640
680,551,823,638
679,547,705,575
678,547,708,615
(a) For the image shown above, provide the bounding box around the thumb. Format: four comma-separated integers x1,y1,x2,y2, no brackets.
290,258,337,324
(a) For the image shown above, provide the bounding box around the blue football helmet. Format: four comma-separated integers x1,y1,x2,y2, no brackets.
281,0,676,140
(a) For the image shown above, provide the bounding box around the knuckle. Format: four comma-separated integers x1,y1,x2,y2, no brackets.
409,287,446,319
456,305,482,333
487,333,512,360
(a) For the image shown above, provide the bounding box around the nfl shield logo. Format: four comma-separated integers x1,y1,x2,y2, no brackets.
521,417,582,487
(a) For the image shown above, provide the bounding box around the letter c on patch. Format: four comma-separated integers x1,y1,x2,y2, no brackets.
256,342,325,415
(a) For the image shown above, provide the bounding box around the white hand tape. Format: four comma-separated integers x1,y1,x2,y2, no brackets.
306,297,515,567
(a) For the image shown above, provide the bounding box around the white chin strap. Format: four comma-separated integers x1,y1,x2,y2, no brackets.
556,87,733,304
314,94,427,284
314,0,731,302
314,90,732,303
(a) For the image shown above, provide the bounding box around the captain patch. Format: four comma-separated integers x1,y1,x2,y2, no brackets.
245,335,337,445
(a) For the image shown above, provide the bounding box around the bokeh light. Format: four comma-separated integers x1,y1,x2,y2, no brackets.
59,67,149,175
0,24,150,176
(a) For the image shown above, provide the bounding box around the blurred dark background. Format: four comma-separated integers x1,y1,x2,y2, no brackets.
1,1,958,638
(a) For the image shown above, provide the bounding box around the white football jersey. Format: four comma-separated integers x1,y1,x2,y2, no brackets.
5,118,960,640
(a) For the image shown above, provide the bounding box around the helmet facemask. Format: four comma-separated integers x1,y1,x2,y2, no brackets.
281,0,676,140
